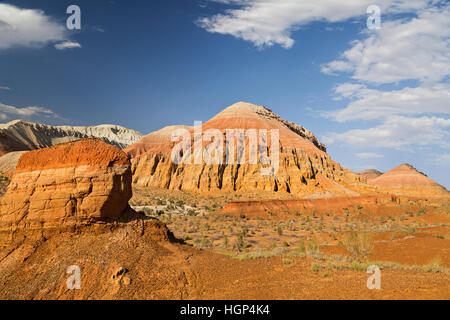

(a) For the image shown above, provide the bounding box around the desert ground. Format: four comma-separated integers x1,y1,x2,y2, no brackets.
127,187,450,300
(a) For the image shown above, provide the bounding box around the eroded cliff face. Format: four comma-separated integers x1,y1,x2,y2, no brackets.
0,139,132,242
131,147,364,195
125,102,365,196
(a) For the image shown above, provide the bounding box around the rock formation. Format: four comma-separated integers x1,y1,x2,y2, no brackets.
368,163,449,197
125,102,366,196
0,139,132,241
0,119,143,156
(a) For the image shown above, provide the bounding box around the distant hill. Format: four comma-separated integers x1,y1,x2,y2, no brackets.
368,163,449,197
0,119,143,156
358,169,383,182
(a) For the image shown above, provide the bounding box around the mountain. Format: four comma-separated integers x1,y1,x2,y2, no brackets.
368,163,449,197
0,119,143,156
125,102,365,196
358,169,383,182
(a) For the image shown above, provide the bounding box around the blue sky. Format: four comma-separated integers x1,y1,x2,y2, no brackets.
0,0,449,188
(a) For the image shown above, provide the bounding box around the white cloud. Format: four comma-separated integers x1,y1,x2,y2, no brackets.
355,153,383,159
323,116,450,149
0,86,10,90
326,83,450,122
322,5,450,84
0,101,61,120
197,0,431,49
434,154,450,164
426,153,450,167
55,41,82,50
321,60,353,75
0,4,67,50
321,2,450,153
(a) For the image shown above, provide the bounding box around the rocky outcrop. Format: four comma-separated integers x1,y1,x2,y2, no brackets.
0,119,143,156
0,139,132,241
125,102,366,196
369,164,449,197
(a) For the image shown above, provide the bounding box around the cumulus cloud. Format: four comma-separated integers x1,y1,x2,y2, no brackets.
321,2,450,153
355,153,383,159
0,4,67,50
323,116,450,149
322,5,450,84
197,0,431,49
325,83,450,122
55,41,82,50
0,101,61,121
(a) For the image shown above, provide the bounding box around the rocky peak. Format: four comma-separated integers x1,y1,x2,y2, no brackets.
210,102,326,152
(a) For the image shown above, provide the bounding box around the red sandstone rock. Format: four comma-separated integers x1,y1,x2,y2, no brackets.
0,139,132,241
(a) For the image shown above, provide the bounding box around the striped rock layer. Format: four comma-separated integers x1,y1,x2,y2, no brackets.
125,102,364,196
0,139,132,241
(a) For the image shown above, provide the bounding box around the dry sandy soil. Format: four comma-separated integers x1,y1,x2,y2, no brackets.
126,187,450,299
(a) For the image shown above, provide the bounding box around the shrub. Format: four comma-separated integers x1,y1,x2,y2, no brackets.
277,226,283,236
307,239,320,254
200,236,212,248
223,235,229,249
174,200,184,209
311,263,320,273
234,233,245,252
343,232,374,261
187,209,197,216
297,241,305,254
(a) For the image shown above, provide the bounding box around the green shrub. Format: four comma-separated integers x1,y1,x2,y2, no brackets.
311,263,320,273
